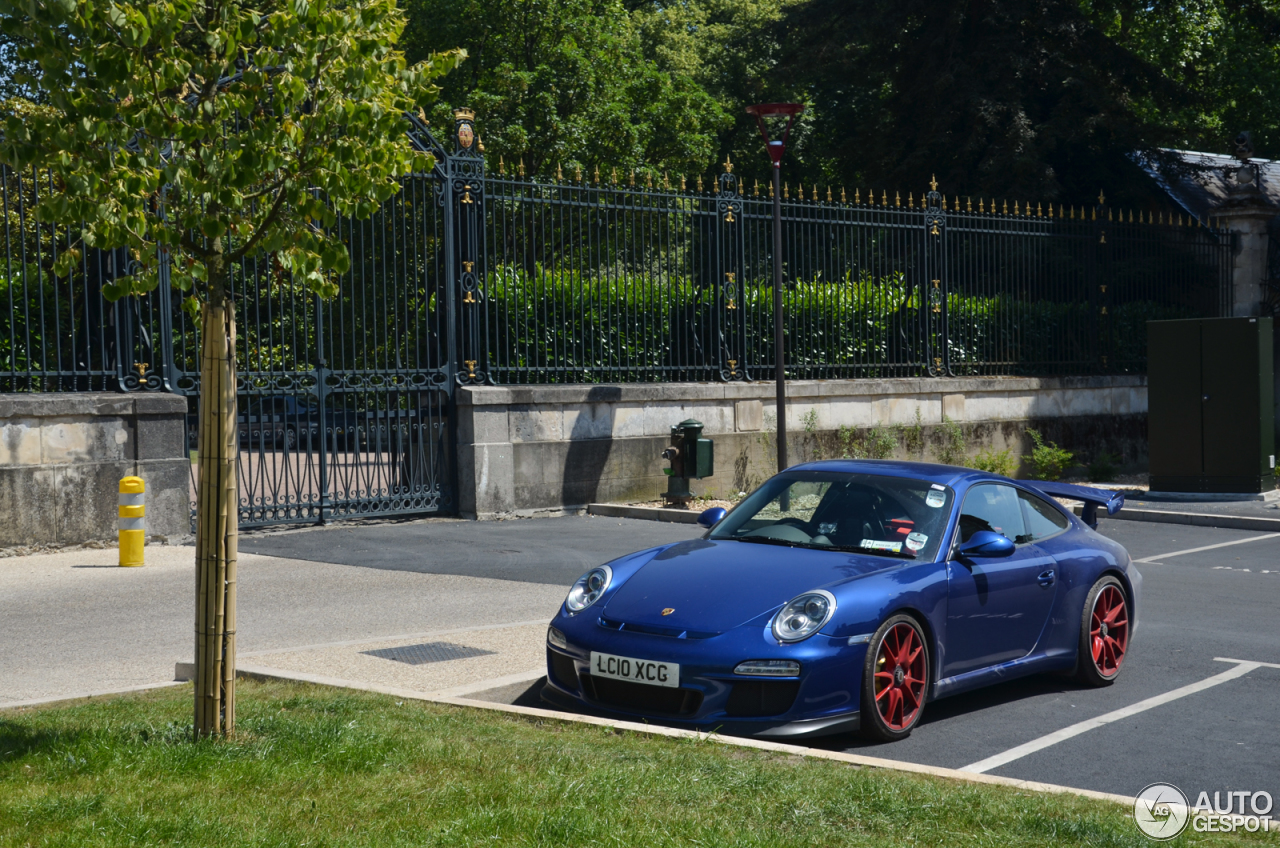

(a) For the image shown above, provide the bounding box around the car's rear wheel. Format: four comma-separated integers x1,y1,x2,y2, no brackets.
1076,575,1130,686
861,614,929,742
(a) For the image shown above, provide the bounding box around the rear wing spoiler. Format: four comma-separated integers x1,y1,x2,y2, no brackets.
1022,481,1124,529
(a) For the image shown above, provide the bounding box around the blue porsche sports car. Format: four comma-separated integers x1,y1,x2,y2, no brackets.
544,460,1139,741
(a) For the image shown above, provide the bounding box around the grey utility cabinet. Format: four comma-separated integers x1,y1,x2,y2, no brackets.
1148,317,1275,494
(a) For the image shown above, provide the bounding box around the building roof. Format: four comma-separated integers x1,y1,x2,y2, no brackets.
1138,149,1280,223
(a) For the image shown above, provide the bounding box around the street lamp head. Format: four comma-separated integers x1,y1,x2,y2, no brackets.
746,103,805,166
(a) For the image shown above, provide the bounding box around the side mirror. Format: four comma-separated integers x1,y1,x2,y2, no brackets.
697,507,727,529
956,530,1015,559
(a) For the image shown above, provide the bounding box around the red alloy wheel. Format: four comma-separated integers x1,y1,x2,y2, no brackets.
873,622,927,730
1090,585,1129,676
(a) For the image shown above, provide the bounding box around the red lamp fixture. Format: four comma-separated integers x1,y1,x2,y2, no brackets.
745,103,805,166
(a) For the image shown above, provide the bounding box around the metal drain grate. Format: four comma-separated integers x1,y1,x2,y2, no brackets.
361,642,496,666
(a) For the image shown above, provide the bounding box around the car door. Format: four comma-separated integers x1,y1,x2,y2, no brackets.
943,483,1059,677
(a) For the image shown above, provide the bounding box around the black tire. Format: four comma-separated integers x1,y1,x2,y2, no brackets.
1076,575,1131,687
860,614,930,742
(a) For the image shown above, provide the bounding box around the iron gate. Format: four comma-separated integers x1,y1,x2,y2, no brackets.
171,114,474,526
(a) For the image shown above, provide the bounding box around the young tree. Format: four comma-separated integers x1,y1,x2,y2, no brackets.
0,0,461,736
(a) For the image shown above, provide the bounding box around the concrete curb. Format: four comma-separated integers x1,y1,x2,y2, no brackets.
1077,505,1280,532
0,680,185,711
587,503,703,524
593,500,1280,533
228,662,1135,808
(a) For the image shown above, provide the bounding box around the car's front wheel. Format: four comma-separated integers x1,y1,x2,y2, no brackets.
1076,575,1130,686
861,614,930,742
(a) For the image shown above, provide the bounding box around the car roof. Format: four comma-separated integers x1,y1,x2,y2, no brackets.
785,459,996,489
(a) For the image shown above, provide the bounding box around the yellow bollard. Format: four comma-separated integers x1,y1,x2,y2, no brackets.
118,476,145,567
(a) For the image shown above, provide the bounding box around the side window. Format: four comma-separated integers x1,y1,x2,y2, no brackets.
958,484,1026,544
1018,490,1070,541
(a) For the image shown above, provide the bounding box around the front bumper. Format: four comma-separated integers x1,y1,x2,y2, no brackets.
544,615,867,739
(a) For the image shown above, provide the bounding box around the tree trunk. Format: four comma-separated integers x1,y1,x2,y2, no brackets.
194,293,238,737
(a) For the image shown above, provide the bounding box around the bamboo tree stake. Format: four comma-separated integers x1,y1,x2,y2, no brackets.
195,290,238,737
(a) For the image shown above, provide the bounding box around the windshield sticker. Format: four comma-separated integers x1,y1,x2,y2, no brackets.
859,539,903,552
925,490,946,508
905,531,928,551
931,483,946,491
818,522,838,536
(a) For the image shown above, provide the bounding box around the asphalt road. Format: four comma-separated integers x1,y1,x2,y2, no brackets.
467,517,1280,803
237,514,704,585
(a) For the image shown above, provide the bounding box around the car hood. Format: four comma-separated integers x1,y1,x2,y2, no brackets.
600,538,899,634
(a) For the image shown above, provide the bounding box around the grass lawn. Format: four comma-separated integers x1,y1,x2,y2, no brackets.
0,680,1256,847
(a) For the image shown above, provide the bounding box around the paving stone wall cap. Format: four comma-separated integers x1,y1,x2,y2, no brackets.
457,376,1146,407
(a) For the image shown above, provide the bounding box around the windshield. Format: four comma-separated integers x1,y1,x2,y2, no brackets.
709,471,954,560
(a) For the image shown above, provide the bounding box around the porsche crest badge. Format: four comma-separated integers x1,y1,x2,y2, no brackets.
662,608,675,616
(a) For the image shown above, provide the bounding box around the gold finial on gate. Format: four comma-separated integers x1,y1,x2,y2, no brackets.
854,188,860,204
594,165,600,184
518,158,525,178
769,180,774,198
797,181,803,199
697,174,704,192
646,172,653,188
812,185,818,201
629,170,636,187
134,362,148,375
895,191,901,208
754,179,760,197
1098,190,1106,206
908,192,914,208
930,174,938,191
882,190,889,206
498,156,505,176
465,360,477,378
575,165,582,183
841,186,847,203
723,154,733,174
662,172,670,190
728,359,738,376
827,186,833,202
1036,202,1042,217
978,198,984,213
683,175,688,192
966,196,972,212
784,182,789,199
556,163,563,181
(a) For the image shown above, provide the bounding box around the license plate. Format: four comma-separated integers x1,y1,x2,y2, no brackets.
589,651,680,688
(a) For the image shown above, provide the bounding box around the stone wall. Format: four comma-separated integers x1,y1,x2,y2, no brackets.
455,376,1147,519
0,393,190,546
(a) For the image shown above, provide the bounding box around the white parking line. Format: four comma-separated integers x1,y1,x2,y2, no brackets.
1134,532,1280,563
961,661,1264,775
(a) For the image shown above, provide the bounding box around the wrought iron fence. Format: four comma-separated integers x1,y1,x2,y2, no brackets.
472,169,1234,383
2,155,1235,397
0,113,1239,526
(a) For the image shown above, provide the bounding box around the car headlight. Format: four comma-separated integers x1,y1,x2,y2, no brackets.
564,565,612,614
772,589,836,643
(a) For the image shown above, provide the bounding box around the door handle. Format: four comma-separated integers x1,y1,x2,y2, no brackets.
1037,569,1056,587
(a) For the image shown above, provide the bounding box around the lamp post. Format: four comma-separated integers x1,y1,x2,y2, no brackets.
746,103,804,473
